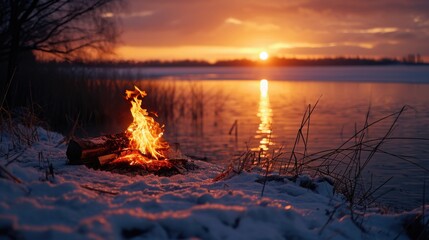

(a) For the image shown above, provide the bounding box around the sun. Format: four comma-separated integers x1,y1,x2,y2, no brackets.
259,51,269,61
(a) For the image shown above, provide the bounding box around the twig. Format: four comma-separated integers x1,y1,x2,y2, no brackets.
5,150,25,167
319,203,342,235
0,165,22,183
260,152,271,197
228,120,238,139
423,179,426,229
0,68,16,110
81,184,119,195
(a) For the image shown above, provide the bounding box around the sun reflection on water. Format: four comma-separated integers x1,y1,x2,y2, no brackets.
255,79,273,154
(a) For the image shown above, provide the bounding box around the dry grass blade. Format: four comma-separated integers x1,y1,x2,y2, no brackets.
285,97,320,176
5,150,25,167
261,146,284,197
81,184,119,195
0,165,22,184
213,147,255,182
0,68,16,110
359,176,393,206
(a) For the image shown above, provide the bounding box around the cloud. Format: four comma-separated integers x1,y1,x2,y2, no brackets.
115,0,429,59
120,11,154,18
225,18,242,25
342,28,399,34
116,45,263,61
270,42,336,49
102,10,153,18
342,42,374,49
225,17,280,30
270,40,378,53
101,12,114,18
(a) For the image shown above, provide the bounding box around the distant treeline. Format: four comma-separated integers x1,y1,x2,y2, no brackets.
43,56,428,68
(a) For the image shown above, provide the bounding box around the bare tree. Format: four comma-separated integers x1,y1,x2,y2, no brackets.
0,0,122,104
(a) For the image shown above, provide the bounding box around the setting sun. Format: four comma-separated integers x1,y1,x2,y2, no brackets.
259,51,269,61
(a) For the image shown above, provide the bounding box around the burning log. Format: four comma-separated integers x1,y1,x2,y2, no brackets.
66,133,129,167
66,135,173,169
66,136,195,176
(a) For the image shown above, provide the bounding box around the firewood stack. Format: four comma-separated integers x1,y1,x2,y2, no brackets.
66,133,129,168
66,134,196,176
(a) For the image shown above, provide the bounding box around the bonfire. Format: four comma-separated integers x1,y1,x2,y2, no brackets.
66,86,190,175
111,86,169,165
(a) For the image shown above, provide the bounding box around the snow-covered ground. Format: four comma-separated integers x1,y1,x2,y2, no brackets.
0,127,427,239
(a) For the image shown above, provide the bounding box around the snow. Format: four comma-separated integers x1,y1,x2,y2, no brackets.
0,127,427,239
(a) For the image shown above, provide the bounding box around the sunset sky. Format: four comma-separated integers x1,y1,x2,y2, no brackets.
110,0,429,61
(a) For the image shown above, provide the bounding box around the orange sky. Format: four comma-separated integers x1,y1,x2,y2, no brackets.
106,0,429,61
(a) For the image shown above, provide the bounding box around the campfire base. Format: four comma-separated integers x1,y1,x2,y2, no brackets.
91,158,198,177
66,135,197,176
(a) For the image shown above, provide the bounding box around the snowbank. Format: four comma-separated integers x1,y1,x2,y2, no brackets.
0,128,426,239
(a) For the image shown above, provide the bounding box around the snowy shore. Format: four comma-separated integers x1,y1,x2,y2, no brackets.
0,127,427,239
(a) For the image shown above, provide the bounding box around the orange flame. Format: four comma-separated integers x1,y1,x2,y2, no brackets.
124,86,169,161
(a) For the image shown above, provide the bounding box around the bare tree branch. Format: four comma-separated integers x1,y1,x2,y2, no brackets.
0,0,123,106
0,0,122,61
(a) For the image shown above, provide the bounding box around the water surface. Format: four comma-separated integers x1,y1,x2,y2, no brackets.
106,66,429,210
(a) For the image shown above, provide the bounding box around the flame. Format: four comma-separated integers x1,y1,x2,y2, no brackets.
124,86,169,162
